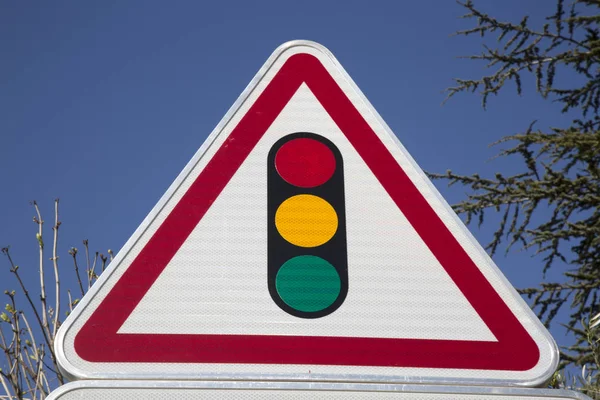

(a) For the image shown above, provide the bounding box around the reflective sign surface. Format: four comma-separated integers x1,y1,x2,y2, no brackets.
55,41,558,386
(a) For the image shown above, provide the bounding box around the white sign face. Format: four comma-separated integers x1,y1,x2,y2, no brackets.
55,40,558,386
47,382,591,400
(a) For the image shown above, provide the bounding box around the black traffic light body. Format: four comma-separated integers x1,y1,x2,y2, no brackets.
267,132,348,319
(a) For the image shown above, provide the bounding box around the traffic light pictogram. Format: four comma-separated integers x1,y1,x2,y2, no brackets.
267,132,348,319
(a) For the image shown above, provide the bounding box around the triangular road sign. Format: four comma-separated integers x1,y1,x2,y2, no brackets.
56,41,558,386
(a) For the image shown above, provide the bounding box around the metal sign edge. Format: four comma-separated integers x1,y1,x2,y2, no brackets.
53,39,559,386
47,380,591,400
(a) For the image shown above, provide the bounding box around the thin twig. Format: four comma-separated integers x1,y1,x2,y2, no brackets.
32,202,51,345
84,240,91,290
68,248,84,298
51,199,60,340
67,291,73,314
0,373,12,400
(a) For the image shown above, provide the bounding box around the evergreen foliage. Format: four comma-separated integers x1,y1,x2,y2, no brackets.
431,0,600,394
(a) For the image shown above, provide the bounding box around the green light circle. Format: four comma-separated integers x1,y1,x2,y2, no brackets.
275,255,341,313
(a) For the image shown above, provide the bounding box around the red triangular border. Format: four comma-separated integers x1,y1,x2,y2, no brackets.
75,53,539,371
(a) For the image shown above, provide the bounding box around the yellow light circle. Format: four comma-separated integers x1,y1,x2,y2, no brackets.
275,194,338,248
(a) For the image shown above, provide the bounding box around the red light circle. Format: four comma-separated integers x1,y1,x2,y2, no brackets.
275,138,336,188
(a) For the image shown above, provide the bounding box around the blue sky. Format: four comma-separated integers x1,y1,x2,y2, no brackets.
0,1,576,356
